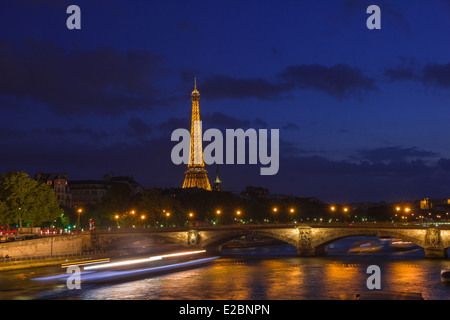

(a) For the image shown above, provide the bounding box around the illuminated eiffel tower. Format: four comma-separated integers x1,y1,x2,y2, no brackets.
182,78,211,190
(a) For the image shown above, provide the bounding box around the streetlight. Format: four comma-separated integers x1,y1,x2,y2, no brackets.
273,207,278,213
215,210,221,225
115,214,119,228
166,212,171,227
77,208,83,230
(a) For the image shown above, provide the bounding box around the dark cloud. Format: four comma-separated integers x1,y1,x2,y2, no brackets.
128,117,152,136
0,135,184,189
0,127,24,139
200,63,377,101
0,38,167,116
279,64,377,100
201,75,289,100
355,146,439,163
423,62,450,88
384,67,419,82
157,116,190,133
42,127,108,141
384,60,450,89
159,113,268,132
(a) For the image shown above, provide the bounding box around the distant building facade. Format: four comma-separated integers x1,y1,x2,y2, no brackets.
70,174,144,208
69,180,111,208
241,186,269,199
34,172,72,208
103,174,144,194
420,198,450,211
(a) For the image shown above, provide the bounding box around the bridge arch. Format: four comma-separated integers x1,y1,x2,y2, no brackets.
200,228,299,252
311,227,427,251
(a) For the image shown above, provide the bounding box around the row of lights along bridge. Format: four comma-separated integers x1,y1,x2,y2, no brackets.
68,205,450,230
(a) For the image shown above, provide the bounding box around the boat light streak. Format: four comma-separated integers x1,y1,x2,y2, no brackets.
61,258,110,268
83,250,206,270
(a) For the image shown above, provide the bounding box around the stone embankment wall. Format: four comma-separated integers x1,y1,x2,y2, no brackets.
0,233,91,259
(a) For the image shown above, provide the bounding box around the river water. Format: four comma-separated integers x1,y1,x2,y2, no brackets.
1,236,449,300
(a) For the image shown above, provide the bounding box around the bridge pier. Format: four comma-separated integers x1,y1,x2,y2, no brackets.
424,248,448,259
297,245,327,257
205,245,222,256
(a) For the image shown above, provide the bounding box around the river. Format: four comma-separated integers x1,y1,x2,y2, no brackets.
0,236,449,300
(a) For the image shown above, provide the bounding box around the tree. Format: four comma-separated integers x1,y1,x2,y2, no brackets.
139,188,181,227
0,171,63,231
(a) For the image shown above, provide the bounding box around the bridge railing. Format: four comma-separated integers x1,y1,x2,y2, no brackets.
89,222,450,233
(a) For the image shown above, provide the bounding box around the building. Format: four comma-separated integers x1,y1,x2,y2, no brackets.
103,174,144,194
70,174,144,208
241,186,269,199
34,172,71,208
69,180,111,208
420,198,450,211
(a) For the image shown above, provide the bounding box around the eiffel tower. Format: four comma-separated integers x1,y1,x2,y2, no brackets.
182,78,211,190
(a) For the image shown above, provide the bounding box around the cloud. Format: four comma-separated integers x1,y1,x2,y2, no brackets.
201,75,288,100
422,62,450,88
200,63,377,102
384,60,450,89
278,64,377,100
128,117,152,136
354,146,439,163
0,38,167,116
41,127,108,141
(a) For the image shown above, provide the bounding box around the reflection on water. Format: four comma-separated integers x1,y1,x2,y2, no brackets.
1,236,449,300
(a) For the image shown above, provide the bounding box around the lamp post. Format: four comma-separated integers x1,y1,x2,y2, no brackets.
115,214,119,228
289,208,295,223
166,212,170,227
77,208,83,230
216,210,221,225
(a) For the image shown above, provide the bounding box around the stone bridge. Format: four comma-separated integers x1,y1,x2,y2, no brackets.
91,224,450,259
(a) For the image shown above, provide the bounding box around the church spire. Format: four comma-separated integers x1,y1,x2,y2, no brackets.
213,164,222,191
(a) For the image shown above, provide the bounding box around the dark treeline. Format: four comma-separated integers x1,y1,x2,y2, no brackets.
72,186,389,229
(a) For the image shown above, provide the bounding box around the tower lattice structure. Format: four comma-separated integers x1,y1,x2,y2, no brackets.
182,79,211,190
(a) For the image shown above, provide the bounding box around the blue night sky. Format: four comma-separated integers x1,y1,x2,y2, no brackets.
0,0,450,203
